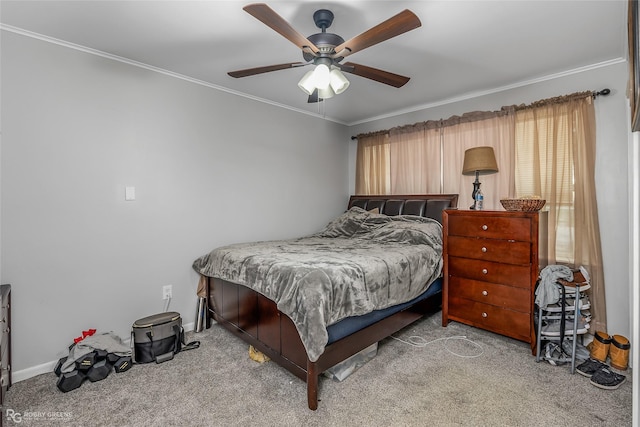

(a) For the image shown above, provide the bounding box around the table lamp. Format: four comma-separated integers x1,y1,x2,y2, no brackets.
462,146,499,210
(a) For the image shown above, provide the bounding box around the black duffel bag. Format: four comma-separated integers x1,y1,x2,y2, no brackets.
132,312,199,364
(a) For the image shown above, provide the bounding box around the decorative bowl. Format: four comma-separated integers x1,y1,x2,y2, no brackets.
500,198,546,212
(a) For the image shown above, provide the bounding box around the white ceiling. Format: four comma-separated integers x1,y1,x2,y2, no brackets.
0,0,628,125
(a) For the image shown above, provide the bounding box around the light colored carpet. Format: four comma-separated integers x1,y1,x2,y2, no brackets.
3,311,633,426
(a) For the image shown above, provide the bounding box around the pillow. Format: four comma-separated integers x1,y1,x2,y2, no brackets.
315,206,371,238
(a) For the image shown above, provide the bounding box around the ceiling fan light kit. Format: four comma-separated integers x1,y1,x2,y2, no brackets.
317,86,335,100
297,69,317,95
297,59,350,97
229,3,421,102
329,67,350,94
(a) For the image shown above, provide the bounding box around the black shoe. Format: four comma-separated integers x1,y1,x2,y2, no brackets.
590,367,626,390
576,359,608,377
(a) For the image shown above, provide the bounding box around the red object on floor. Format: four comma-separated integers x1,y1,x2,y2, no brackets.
73,329,97,344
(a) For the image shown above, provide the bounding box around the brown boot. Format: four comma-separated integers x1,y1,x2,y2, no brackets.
590,331,611,362
609,335,630,370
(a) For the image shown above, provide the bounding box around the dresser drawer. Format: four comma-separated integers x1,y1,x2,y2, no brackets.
447,236,531,265
0,345,7,372
448,256,531,288
0,303,7,328
0,300,7,361
448,296,531,341
0,367,9,389
0,284,10,404
448,276,530,313
447,215,532,241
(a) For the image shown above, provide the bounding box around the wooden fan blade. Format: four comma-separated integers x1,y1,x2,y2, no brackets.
228,62,306,78
244,3,319,54
340,62,410,88
334,10,421,58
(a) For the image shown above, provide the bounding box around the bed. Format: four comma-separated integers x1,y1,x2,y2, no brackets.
192,194,458,410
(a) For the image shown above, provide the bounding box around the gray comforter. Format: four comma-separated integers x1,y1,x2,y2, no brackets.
192,207,443,362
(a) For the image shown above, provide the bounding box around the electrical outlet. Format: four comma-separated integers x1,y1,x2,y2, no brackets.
162,285,172,300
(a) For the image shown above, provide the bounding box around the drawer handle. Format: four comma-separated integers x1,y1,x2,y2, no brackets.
482,225,488,231
482,290,488,296
482,269,488,274
482,312,488,318
481,247,487,253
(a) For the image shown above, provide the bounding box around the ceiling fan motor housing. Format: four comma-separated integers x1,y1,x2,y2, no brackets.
313,9,334,30
302,9,344,63
303,32,345,62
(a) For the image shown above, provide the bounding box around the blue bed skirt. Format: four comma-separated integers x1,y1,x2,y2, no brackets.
326,277,443,344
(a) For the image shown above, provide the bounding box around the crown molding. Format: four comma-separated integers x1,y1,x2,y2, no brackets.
346,57,626,126
0,24,349,126
2,24,624,128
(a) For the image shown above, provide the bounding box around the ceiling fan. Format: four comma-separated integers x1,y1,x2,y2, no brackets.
228,3,421,102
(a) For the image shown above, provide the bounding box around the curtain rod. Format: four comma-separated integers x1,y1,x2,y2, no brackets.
350,88,611,140
593,88,611,97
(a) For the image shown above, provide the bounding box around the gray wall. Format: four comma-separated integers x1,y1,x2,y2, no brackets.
1,32,350,377
2,29,634,380
347,62,632,344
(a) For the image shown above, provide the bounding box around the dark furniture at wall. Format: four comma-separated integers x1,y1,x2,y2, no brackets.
0,284,11,406
442,210,546,355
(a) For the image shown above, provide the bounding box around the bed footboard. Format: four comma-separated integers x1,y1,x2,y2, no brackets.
205,277,441,410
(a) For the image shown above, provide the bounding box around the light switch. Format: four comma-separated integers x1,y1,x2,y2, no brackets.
125,186,136,201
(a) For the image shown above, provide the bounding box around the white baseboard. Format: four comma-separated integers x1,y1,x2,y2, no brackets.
12,322,196,383
12,361,58,383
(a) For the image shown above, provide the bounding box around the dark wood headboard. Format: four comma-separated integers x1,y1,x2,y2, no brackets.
348,194,459,223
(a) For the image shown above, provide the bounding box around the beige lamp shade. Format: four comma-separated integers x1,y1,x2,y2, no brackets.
462,146,499,175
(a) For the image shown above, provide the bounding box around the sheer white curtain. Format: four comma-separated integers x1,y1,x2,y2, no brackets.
514,93,606,332
389,125,442,194
442,113,516,210
355,132,390,194
355,112,515,205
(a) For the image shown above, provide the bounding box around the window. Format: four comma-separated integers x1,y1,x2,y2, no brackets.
356,112,515,211
515,106,576,263
354,93,605,331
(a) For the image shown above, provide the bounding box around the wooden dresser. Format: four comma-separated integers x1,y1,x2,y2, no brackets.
442,210,546,355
